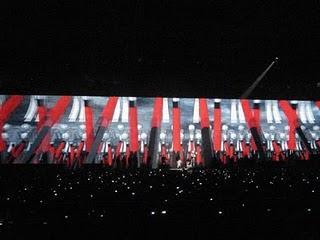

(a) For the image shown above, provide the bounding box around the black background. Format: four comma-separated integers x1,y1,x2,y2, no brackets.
0,0,320,99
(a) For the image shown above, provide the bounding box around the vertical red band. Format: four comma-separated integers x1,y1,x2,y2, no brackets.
199,98,210,128
85,105,94,152
213,107,221,151
0,95,24,151
125,144,130,167
241,100,258,129
315,101,320,109
253,108,260,127
115,141,122,158
107,145,113,166
279,100,298,150
129,105,139,152
172,107,181,152
151,98,163,128
196,144,202,165
101,97,119,127
69,146,75,167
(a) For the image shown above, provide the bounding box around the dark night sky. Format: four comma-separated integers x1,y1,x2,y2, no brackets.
0,0,320,99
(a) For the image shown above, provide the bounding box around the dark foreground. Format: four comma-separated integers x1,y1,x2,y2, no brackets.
0,164,320,239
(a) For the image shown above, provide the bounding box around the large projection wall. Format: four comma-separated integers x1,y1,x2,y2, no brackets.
1,95,320,167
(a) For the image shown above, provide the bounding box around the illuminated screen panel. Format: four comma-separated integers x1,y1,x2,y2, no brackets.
0,95,320,167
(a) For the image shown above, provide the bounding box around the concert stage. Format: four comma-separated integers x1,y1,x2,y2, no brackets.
1,95,320,168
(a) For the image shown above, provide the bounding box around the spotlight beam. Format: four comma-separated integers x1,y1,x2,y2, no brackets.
241,57,278,99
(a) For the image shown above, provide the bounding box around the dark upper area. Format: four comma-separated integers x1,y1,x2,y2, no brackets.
0,0,320,99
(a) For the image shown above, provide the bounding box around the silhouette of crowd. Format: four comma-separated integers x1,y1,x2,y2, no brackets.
0,164,320,239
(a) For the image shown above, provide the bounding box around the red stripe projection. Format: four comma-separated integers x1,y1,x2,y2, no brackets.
85,105,94,152
54,141,66,160
69,146,75,167
241,141,249,158
115,141,122,158
129,105,139,152
100,97,119,127
316,101,320,109
125,144,130,167
47,96,71,126
196,144,202,165
11,141,26,159
172,107,181,152
37,106,47,132
213,107,221,151
240,100,259,129
250,137,257,151
279,100,298,150
0,95,24,122
0,95,24,151
37,96,71,155
151,98,163,128
253,108,260,126
108,145,113,166
272,141,280,161
199,98,210,128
